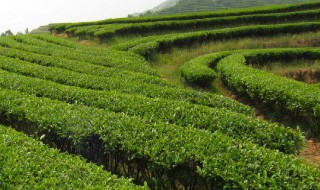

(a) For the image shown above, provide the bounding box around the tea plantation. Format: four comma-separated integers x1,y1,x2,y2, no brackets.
1,1,320,189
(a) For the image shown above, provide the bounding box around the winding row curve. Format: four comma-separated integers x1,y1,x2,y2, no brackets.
1,1,320,189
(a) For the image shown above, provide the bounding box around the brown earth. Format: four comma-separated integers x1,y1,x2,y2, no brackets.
283,68,320,84
299,139,320,166
216,81,320,165
216,80,267,119
288,38,320,47
53,33,69,38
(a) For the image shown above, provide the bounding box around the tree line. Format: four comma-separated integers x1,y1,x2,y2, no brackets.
1,28,29,36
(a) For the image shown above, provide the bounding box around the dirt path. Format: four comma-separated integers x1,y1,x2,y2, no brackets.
299,139,320,166
215,80,267,119
283,68,320,84
216,80,320,165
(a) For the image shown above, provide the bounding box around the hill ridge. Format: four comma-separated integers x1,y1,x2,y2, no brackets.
147,0,315,15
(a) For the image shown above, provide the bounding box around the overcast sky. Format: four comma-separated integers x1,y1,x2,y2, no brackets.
1,0,165,33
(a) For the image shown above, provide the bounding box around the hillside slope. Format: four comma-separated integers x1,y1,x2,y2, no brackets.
30,25,53,34
149,0,179,13
2,1,320,189
152,0,315,14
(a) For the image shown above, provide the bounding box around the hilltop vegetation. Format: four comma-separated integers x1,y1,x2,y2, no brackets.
145,0,316,15
1,1,320,189
30,25,52,34
147,0,179,13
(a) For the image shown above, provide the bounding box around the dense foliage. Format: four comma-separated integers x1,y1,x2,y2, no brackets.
0,69,302,152
67,9,320,40
180,48,320,132
0,125,146,189
112,22,320,57
1,1,320,189
157,0,315,14
0,88,317,189
50,1,320,33
218,52,320,132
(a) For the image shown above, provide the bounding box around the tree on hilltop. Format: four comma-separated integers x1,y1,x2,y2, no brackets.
1,29,14,36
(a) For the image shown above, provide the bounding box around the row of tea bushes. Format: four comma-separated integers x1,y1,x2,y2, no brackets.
217,53,320,132
0,55,252,114
181,47,320,132
111,22,320,57
68,9,320,40
0,35,158,76
0,87,318,189
0,125,146,189
0,69,302,153
51,1,320,33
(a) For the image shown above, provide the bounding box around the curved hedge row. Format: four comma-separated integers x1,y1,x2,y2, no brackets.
0,69,303,153
217,53,320,132
0,125,146,190
181,48,320,86
111,22,320,57
2,2,319,188
181,47,320,131
50,1,320,33
30,33,87,48
69,9,320,40
0,46,172,88
18,34,130,57
13,34,146,61
180,52,229,87
0,55,252,115
0,36,158,76
158,0,314,14
0,87,318,189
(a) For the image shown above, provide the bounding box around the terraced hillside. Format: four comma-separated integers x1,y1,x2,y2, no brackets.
1,1,320,189
150,0,315,15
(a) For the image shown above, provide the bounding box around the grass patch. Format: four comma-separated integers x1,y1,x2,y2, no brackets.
150,31,320,86
258,59,320,83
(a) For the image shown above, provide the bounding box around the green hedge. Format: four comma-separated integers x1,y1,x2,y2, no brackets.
70,9,320,40
0,87,318,189
217,53,320,132
0,35,158,76
180,48,320,87
158,0,315,14
50,1,320,33
0,69,303,153
31,33,90,48
0,46,171,88
0,125,146,189
125,22,320,57
314,83,320,88
181,48,320,131
0,55,252,114
181,48,320,86
180,52,230,87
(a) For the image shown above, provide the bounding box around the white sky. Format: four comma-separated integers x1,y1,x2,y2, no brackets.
1,0,165,34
